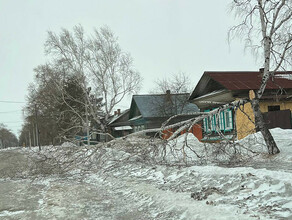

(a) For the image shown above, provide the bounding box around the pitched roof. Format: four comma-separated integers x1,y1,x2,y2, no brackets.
130,93,199,118
190,71,292,99
108,109,130,125
208,71,292,90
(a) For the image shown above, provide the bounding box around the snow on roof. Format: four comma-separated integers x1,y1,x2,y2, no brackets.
108,109,129,125
275,74,292,80
129,115,143,121
192,89,227,100
113,126,132,131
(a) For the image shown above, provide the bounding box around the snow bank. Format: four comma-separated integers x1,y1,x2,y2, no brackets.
61,142,77,148
237,127,292,162
162,128,292,165
1,129,292,219
84,151,292,219
162,133,250,165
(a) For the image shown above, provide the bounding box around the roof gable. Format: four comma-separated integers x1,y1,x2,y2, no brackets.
129,99,141,119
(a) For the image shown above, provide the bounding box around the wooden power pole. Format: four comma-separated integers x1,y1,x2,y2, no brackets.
35,104,41,151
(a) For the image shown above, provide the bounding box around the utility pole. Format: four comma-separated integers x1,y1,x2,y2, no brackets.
28,130,32,148
25,135,28,148
32,125,36,147
35,104,41,151
85,87,91,146
85,103,90,146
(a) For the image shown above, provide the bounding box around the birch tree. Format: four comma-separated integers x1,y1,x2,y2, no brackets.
86,26,142,123
229,0,292,154
45,25,142,136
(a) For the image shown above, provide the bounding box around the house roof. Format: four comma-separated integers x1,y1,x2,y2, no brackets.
189,71,292,100
208,71,292,90
130,93,199,119
108,109,130,125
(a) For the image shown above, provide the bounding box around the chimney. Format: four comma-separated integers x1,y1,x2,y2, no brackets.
165,90,171,102
114,111,117,115
117,109,121,115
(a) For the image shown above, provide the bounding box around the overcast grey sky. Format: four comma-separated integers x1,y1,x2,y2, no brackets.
0,0,259,136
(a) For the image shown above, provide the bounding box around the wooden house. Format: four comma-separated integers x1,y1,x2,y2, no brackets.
129,91,202,140
108,109,132,138
189,70,292,141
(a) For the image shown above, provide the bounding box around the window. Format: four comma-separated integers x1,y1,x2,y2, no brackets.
268,105,280,112
134,125,145,132
139,125,145,131
219,111,224,130
211,115,216,131
203,117,208,132
91,133,97,140
203,110,211,133
203,108,233,133
224,109,233,131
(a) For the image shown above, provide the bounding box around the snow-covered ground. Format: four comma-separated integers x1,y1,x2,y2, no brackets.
0,128,291,219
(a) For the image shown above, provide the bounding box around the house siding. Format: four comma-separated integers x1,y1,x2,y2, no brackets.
162,124,203,141
236,100,292,140
235,102,256,140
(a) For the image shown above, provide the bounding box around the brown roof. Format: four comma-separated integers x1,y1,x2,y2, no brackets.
189,71,292,101
206,71,292,90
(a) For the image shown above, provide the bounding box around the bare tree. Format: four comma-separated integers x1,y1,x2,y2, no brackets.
45,25,96,144
148,72,195,122
229,0,292,154
153,72,192,94
44,25,142,140
20,60,107,146
86,26,142,123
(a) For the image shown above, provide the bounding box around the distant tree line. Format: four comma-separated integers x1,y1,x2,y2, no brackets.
0,124,18,148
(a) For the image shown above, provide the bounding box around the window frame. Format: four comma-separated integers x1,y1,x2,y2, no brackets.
203,108,233,133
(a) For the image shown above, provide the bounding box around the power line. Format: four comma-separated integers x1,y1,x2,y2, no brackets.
4,125,23,128
1,121,23,123
0,100,25,104
0,110,22,114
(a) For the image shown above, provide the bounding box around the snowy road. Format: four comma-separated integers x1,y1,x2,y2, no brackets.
0,172,251,220
1,128,292,219
1,161,292,220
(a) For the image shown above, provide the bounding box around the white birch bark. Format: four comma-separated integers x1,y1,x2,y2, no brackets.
44,25,142,140
229,0,292,154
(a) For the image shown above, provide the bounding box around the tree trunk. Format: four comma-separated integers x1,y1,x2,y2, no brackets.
251,98,280,154
85,103,90,146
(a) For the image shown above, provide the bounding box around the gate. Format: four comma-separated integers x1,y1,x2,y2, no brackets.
263,109,292,129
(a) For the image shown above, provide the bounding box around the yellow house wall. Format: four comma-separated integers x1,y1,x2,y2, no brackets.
235,102,256,140
258,102,292,113
235,100,292,140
